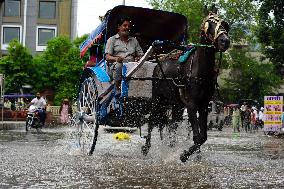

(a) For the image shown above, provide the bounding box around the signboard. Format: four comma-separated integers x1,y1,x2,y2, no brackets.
264,96,283,132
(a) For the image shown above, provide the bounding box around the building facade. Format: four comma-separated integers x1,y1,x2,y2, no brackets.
0,0,77,55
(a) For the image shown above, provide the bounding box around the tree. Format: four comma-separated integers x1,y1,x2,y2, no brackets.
257,0,284,74
35,36,84,105
0,35,87,105
205,0,258,43
221,49,282,103
147,0,258,44
0,40,35,93
147,0,280,103
147,0,204,42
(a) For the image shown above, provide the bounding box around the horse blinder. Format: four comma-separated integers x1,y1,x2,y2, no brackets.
202,14,229,48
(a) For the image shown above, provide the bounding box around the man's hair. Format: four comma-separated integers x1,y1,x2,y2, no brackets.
117,16,132,26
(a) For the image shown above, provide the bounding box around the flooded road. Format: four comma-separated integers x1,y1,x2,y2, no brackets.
0,124,283,189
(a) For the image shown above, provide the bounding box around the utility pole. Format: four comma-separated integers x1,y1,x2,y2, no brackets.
0,74,4,127
122,0,125,5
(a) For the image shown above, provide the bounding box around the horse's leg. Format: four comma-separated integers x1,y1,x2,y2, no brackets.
142,97,165,156
158,104,168,141
141,122,154,156
180,103,210,162
194,106,208,157
180,103,201,162
196,106,208,145
168,104,184,147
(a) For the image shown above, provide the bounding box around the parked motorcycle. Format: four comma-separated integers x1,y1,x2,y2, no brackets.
26,105,42,132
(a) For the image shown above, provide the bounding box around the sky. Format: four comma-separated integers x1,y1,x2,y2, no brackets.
77,0,152,37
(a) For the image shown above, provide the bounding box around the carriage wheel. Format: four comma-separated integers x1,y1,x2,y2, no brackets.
76,76,100,155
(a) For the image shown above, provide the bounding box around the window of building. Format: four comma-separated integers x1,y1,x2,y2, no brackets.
36,26,57,51
39,1,56,19
4,0,21,17
1,25,22,50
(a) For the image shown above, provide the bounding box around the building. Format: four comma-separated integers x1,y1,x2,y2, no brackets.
0,0,77,56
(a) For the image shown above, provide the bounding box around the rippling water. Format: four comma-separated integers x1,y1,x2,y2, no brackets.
0,124,283,188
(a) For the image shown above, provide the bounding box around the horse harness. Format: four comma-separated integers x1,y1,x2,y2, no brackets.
154,13,227,104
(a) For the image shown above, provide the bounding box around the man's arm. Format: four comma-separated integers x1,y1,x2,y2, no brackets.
134,38,144,61
105,36,124,63
105,54,124,63
27,98,35,108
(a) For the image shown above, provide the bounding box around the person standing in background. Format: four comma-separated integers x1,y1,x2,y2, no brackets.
59,99,72,124
258,107,264,128
232,106,241,132
243,106,251,133
3,98,11,109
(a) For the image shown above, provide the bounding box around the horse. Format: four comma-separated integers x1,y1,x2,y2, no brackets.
142,11,230,162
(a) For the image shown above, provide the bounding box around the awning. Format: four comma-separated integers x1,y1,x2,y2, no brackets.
79,20,107,58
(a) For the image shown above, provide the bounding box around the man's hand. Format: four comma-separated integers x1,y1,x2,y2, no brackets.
115,56,124,63
134,56,143,62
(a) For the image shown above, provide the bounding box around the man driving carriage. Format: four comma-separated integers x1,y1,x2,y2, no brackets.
105,17,144,95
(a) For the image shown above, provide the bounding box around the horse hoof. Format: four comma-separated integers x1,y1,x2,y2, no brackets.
88,149,95,156
195,154,202,161
141,145,149,156
88,151,93,156
180,150,189,162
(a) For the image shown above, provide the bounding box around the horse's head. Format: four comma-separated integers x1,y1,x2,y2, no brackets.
201,12,230,52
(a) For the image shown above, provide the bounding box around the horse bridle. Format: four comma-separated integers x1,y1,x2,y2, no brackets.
202,13,228,45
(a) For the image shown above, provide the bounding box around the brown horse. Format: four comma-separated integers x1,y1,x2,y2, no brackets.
142,11,230,162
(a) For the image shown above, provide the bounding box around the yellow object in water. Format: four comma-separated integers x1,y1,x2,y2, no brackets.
113,132,131,141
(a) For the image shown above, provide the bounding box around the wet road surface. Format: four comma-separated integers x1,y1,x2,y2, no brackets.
0,124,283,189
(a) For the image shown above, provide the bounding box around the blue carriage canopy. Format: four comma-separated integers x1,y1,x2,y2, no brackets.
79,5,188,58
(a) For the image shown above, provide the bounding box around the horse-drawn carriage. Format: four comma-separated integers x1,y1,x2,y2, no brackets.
73,5,230,162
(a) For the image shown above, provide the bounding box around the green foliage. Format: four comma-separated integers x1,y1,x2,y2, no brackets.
0,40,34,93
221,49,281,103
147,0,204,42
0,36,84,105
36,36,83,105
148,0,278,103
205,0,258,43
147,0,258,44
73,34,88,48
257,0,284,70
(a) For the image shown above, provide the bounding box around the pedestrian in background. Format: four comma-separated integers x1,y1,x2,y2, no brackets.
250,107,257,131
243,106,251,133
224,106,230,125
232,106,241,132
59,99,72,124
252,106,259,131
240,103,246,129
258,107,264,128
3,98,11,109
